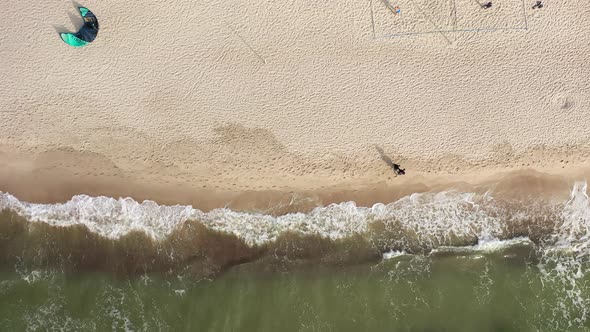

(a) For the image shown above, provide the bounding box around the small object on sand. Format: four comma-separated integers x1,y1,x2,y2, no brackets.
532,1,543,9
60,7,99,47
392,163,406,176
482,2,492,9
393,6,401,14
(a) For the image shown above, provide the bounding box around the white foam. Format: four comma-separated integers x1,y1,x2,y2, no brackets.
430,237,534,255
3,183,590,329
382,250,409,259
0,183,588,253
0,193,197,241
536,182,590,329
0,190,504,247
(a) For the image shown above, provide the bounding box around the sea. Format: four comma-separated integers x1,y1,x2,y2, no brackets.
1,182,589,331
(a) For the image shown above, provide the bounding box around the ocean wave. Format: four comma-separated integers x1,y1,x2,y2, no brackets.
430,237,535,255
0,189,504,246
0,182,588,274
2,182,590,328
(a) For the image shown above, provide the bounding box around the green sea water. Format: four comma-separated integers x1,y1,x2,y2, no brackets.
1,251,589,332
2,183,590,331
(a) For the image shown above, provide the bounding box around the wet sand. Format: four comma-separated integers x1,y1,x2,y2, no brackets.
0,143,586,213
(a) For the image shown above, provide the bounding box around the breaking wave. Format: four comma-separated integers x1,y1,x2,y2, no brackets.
0,182,588,272
2,182,590,329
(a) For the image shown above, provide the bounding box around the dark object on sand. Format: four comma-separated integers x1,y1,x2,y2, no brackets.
532,1,543,9
482,2,492,9
60,7,99,47
374,146,406,176
392,164,406,176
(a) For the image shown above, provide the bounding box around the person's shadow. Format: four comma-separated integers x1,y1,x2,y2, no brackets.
375,145,405,176
52,1,86,37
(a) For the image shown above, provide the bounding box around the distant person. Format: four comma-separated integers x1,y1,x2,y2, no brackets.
532,1,543,9
482,2,492,8
392,163,406,176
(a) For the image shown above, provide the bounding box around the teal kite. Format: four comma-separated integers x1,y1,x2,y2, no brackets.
60,7,99,47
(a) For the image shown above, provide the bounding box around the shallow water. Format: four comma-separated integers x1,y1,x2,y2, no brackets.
1,249,589,331
1,182,590,330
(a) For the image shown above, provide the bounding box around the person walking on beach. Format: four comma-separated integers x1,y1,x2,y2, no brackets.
392,163,405,176
482,1,492,8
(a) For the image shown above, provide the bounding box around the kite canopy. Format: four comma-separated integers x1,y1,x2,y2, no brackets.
60,7,99,47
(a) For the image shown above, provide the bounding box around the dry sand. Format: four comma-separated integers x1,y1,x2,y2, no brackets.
1,0,589,209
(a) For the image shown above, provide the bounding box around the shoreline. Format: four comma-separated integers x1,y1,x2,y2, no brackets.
1,142,587,213
2,0,590,213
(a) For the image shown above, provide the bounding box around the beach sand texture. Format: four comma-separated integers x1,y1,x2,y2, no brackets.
1,0,589,205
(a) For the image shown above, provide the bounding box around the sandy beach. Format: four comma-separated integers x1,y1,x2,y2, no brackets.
3,2,590,328
1,0,589,208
